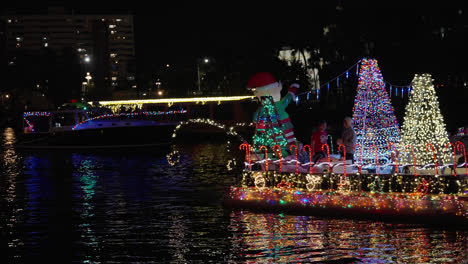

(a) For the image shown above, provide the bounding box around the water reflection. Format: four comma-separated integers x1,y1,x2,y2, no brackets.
2,127,23,253
1,137,466,263
229,210,467,263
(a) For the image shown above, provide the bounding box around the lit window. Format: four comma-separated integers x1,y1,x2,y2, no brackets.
111,30,116,34
116,19,122,22
101,19,105,21
111,82,117,86
16,37,23,42
44,43,48,47
110,53,117,58
111,77,117,81
43,37,47,40
8,19,11,23
109,25,116,28
132,85,137,89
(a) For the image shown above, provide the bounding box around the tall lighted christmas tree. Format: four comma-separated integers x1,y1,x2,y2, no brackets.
352,58,400,165
400,73,450,166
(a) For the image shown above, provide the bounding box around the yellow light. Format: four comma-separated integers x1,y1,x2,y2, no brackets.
99,95,255,106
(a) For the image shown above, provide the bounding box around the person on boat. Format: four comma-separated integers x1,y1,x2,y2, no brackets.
247,72,299,159
310,120,328,163
337,116,356,163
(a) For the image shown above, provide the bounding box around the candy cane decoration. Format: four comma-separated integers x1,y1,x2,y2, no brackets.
290,145,298,174
322,143,331,173
425,143,438,175
456,141,467,175
444,142,456,177
405,144,417,177
239,143,251,169
388,142,399,173
273,144,282,172
303,144,312,174
353,144,362,173
338,144,347,176
371,144,379,175
259,145,269,171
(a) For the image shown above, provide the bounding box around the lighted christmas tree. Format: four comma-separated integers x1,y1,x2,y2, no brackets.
352,58,401,165
400,73,450,166
252,96,289,157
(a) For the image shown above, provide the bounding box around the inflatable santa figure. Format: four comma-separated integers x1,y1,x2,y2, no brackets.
247,72,298,158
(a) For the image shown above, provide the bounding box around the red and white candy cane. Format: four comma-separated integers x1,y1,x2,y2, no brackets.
273,144,282,172
239,143,251,169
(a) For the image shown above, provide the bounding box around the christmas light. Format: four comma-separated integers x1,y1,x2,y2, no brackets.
72,110,187,130
400,74,451,167
23,111,51,117
352,59,400,166
230,171,468,220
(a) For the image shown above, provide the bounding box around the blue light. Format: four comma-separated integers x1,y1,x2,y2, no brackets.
346,71,349,78
307,92,310,100
337,77,339,86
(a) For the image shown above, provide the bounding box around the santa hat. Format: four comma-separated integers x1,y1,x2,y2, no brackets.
247,72,279,92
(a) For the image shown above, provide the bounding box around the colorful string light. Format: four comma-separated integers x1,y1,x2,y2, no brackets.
72,110,187,130
352,58,401,166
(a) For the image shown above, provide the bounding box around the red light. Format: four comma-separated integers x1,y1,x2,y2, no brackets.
71,99,77,103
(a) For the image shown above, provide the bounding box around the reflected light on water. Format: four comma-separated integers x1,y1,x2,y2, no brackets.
229,210,467,263
1,140,467,263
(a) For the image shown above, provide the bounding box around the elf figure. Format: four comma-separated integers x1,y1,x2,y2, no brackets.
247,72,298,159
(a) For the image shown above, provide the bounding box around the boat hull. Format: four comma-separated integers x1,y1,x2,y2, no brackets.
224,186,468,225
15,124,176,149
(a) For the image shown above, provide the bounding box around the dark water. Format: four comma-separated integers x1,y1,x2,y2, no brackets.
1,127,467,263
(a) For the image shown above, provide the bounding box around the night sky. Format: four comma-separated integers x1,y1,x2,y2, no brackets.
2,1,466,81
2,1,467,129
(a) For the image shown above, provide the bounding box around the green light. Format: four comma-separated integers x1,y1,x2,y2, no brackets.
279,199,286,204
83,107,87,110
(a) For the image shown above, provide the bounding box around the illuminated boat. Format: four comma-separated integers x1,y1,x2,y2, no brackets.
16,96,257,149
18,108,180,148
224,144,468,225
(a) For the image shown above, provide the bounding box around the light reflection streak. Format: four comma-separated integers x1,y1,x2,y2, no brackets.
2,128,23,251
72,154,99,254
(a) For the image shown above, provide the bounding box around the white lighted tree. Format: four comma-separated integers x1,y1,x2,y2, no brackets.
400,73,451,166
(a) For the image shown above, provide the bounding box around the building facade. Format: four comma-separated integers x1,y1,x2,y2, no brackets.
1,8,136,98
